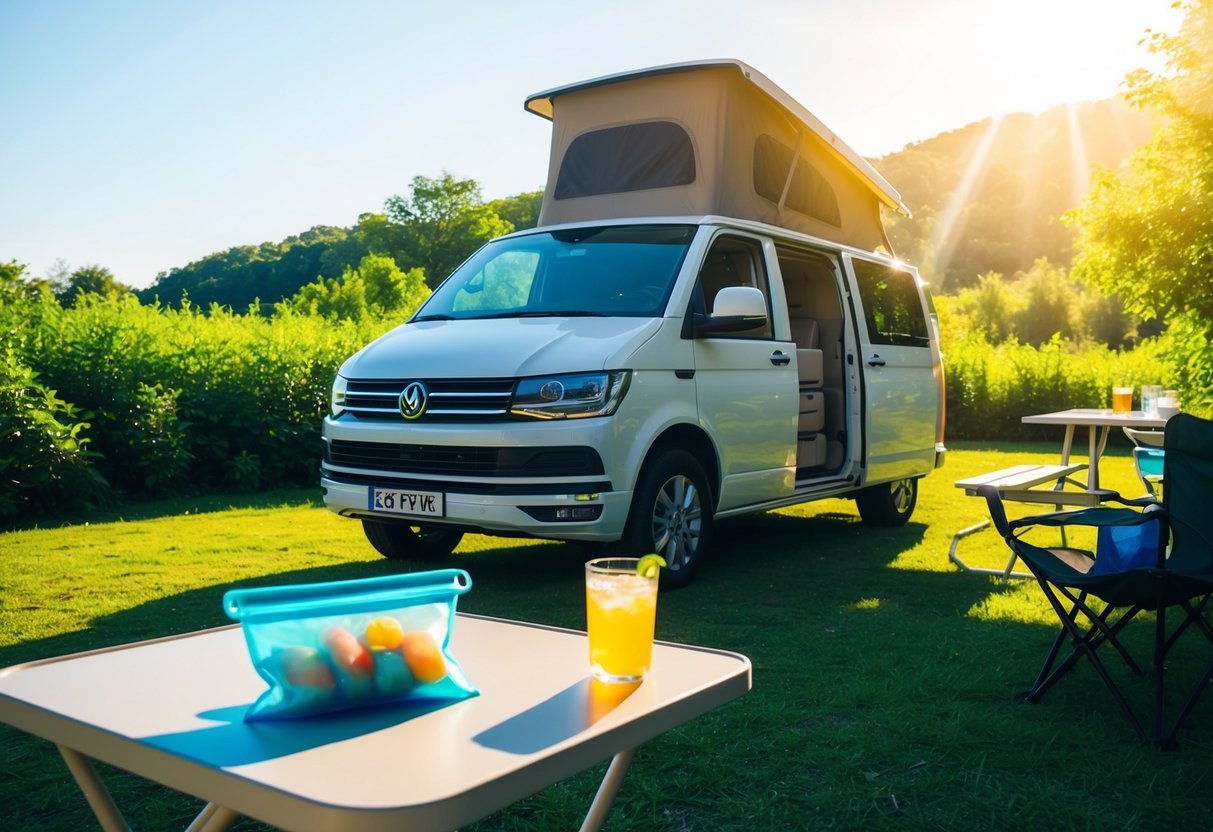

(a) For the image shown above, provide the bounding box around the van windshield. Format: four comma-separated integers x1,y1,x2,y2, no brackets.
412,224,697,321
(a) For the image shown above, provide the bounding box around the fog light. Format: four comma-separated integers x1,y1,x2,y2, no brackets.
521,504,604,522
556,506,600,520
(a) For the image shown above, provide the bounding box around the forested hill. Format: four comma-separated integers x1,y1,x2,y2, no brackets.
878,96,1157,292
137,96,1157,311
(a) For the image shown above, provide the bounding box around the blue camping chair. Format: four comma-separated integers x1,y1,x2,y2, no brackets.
981,412,1213,748
1124,426,1165,498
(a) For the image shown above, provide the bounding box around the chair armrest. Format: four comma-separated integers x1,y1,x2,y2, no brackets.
1099,492,1158,509
1006,505,1160,535
977,484,1012,537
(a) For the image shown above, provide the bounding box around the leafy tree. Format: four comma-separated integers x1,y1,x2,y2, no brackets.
1082,292,1136,350
139,226,366,311
1014,259,1081,346
0,260,52,303
489,190,544,232
378,172,513,287
959,272,1020,343
360,253,429,315
287,254,428,321
0,259,24,287
1069,0,1213,406
55,264,132,308
290,269,369,320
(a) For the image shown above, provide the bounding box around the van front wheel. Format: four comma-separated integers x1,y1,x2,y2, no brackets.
362,519,463,562
622,449,713,589
855,478,918,527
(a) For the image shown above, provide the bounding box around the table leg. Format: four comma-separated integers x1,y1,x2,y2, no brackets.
57,745,131,832
1059,425,1075,465
578,747,636,832
1087,426,1102,491
57,744,240,832
947,520,1031,581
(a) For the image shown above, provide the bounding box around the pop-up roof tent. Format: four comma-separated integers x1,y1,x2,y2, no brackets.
524,59,909,254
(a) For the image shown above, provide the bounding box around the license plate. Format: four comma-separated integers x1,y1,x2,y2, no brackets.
369,487,444,517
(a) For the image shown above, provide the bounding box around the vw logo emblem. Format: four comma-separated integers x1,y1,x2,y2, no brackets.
399,381,428,420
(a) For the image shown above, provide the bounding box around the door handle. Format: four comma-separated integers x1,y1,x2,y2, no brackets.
771,350,791,366
867,355,887,367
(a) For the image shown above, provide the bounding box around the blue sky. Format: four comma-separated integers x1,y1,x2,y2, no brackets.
0,0,1178,289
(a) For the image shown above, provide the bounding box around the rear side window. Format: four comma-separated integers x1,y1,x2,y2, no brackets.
555,121,696,199
851,260,930,347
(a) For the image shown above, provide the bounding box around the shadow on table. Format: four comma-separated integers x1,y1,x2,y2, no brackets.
473,678,640,755
142,695,469,768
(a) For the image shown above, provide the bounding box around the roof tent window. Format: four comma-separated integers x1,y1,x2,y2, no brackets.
753,134,842,227
555,121,696,200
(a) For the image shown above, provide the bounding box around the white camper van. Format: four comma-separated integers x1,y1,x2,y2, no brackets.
321,60,946,587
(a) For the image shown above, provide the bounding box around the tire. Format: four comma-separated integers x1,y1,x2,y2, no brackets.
622,448,713,589
361,519,463,562
855,478,918,527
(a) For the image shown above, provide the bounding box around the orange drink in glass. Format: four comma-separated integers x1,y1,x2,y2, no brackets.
585,558,658,683
1112,385,1133,415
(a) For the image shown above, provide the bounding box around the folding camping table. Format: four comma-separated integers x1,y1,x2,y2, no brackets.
0,613,751,831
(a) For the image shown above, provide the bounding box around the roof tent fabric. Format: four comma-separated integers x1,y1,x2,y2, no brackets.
525,60,907,253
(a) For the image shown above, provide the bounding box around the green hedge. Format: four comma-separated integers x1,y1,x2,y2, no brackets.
0,291,1201,520
2,295,386,516
943,334,1177,440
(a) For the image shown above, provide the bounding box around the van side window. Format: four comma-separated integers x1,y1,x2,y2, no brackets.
692,236,772,339
851,260,930,347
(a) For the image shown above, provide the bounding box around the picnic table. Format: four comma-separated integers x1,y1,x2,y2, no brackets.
949,408,1168,579
0,613,751,832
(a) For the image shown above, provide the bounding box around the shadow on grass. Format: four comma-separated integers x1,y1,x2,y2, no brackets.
5,506,1213,832
0,488,326,534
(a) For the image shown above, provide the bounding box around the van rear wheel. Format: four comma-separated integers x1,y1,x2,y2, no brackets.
622,449,713,589
855,478,917,527
362,519,463,562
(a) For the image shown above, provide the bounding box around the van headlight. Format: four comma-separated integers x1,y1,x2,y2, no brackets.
330,375,349,416
511,371,631,419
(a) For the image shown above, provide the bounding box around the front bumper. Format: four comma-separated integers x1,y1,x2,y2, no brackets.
320,475,633,541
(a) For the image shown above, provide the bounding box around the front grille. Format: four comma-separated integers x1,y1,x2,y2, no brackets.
321,468,614,496
326,440,605,478
344,378,515,421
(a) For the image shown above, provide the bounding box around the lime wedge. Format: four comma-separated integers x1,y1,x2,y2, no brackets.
636,554,667,578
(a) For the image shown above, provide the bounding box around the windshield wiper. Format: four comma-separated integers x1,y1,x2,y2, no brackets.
446,310,609,320
415,310,611,321
517,310,608,318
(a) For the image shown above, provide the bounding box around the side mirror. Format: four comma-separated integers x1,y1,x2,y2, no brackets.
694,286,768,335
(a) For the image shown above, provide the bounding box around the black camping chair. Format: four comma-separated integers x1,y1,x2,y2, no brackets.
981,412,1213,748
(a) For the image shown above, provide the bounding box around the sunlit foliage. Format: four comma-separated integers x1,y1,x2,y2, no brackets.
1070,0,1213,407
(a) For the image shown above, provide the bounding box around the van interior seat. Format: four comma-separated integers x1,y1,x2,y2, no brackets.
789,315,820,349
791,316,824,389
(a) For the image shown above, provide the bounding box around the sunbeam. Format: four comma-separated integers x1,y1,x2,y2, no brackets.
1065,103,1092,204
930,115,1004,281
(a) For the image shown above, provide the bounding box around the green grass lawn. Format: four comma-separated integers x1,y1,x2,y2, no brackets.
2,443,1211,830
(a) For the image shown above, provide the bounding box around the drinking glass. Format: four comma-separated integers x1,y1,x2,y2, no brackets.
585,558,659,683
1141,385,1163,418
1112,385,1133,416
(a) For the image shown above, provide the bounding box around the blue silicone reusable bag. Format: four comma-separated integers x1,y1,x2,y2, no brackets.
223,570,477,720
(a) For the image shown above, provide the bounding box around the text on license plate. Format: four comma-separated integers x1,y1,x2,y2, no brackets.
369,488,444,517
